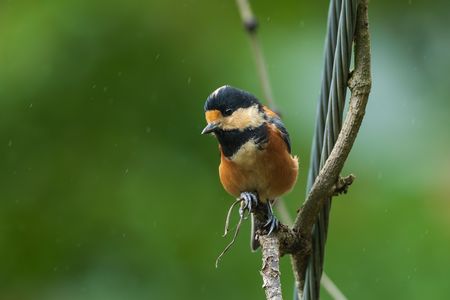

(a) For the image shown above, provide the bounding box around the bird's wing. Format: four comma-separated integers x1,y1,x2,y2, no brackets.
263,106,292,153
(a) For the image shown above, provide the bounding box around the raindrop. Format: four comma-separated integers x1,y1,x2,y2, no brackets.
8,139,12,147
187,76,191,85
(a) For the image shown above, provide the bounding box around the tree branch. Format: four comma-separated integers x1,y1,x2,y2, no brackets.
291,0,371,290
260,235,283,300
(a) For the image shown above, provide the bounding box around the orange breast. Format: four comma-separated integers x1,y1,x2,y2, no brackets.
218,124,298,202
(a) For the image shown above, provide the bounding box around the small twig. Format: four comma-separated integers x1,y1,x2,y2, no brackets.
333,174,355,196
217,197,257,267
235,0,258,33
321,273,348,300
235,0,276,110
223,199,242,237
216,212,245,268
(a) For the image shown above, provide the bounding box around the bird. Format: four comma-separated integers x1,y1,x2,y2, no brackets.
201,85,298,250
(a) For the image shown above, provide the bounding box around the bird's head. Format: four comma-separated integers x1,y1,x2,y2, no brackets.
201,85,265,135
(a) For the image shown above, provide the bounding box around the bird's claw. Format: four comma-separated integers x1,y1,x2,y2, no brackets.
263,214,279,235
238,192,258,219
263,202,279,235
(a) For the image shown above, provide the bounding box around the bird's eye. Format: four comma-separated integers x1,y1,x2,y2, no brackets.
225,108,233,115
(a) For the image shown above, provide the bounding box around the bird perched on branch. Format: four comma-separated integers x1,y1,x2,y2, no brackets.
201,85,298,250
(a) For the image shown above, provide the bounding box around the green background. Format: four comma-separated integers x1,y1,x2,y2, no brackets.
1,0,449,299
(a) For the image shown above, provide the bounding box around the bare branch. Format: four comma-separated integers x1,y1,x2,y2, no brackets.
250,200,301,300
292,0,371,290
260,235,283,300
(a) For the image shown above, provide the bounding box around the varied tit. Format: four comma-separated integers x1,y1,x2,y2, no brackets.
201,85,298,250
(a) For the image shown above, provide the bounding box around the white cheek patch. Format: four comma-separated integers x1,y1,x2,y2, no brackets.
221,105,265,130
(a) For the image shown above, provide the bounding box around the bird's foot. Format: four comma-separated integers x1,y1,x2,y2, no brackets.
263,202,279,235
238,192,258,219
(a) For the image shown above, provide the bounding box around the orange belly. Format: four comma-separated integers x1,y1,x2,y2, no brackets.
218,125,298,202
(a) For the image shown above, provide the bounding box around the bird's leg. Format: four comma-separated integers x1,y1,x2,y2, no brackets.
238,191,258,219
263,201,279,235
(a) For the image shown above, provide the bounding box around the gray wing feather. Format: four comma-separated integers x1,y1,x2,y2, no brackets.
269,116,292,153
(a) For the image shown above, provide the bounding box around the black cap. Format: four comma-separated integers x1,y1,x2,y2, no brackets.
204,85,261,116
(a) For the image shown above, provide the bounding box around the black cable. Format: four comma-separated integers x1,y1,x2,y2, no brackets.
302,0,359,299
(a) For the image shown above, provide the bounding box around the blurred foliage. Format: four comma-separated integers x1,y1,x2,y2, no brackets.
0,0,449,299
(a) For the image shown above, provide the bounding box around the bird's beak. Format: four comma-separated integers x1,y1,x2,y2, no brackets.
201,123,219,135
